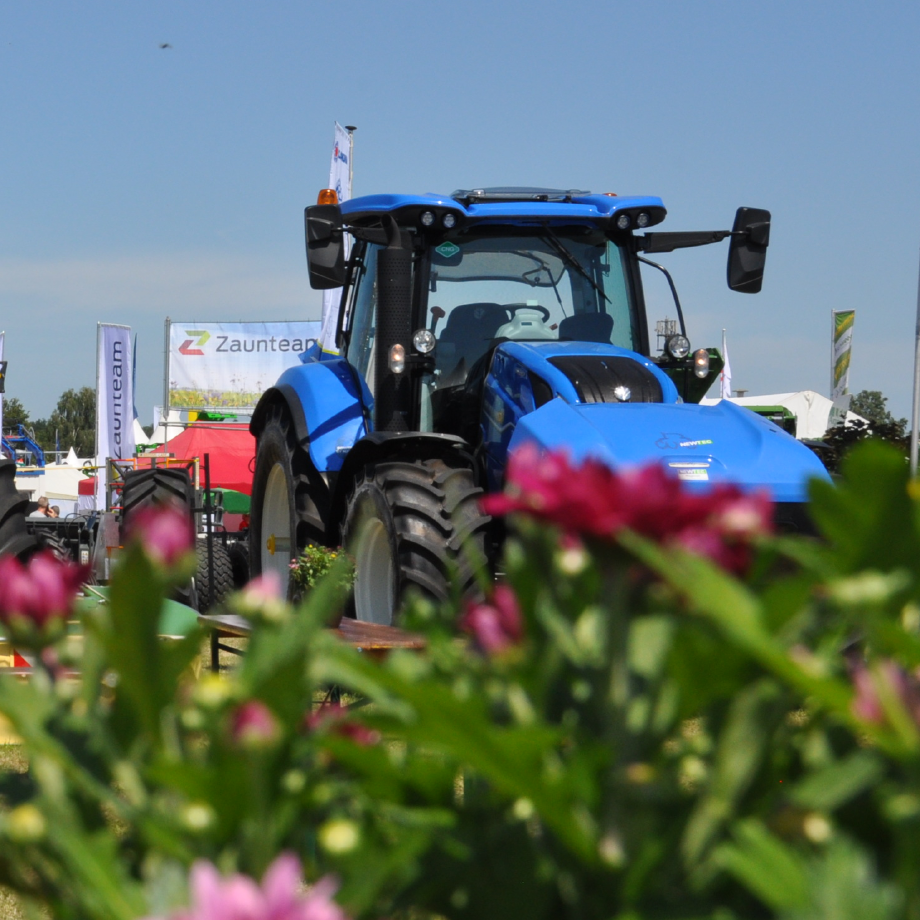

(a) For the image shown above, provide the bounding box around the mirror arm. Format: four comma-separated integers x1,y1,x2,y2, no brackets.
637,255,687,339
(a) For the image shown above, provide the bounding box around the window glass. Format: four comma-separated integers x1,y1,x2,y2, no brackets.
427,231,637,387
345,243,381,391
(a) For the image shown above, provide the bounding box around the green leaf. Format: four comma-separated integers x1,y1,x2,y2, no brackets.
714,819,809,912
683,679,783,866
790,751,884,813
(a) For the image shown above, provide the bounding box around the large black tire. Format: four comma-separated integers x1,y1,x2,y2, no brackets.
249,405,327,599
37,529,73,563
121,468,194,521
227,539,251,589
195,540,235,612
0,461,41,560
121,467,197,609
342,458,490,625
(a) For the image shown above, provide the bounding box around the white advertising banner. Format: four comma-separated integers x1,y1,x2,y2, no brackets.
166,321,321,410
319,122,353,356
95,323,135,509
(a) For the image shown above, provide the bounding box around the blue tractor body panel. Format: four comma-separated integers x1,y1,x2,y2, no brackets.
273,358,369,473
342,193,666,225
479,341,830,502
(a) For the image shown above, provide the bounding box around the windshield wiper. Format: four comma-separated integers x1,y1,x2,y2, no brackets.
540,225,611,305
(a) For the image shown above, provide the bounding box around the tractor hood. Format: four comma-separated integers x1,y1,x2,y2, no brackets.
506,396,830,503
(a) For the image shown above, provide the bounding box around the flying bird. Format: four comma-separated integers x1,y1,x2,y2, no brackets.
159,43,172,49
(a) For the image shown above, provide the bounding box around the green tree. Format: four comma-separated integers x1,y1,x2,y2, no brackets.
1,396,31,430
849,389,907,431
33,387,96,458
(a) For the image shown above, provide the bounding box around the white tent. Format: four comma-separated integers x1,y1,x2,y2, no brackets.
701,390,865,439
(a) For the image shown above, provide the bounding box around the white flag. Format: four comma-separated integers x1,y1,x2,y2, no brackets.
95,324,135,509
318,123,352,356
720,330,732,399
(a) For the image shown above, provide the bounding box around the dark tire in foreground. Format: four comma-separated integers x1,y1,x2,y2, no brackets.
249,405,326,599
0,460,41,560
341,458,490,626
195,540,235,612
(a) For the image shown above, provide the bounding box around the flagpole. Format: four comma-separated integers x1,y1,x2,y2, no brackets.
346,125,356,198
910,249,920,474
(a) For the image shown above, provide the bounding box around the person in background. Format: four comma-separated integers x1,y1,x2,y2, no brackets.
49,505,60,518
29,496,51,517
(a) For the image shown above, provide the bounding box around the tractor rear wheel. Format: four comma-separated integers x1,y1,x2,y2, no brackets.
249,405,326,599
0,459,41,560
121,467,197,609
342,459,490,625
122,468,194,520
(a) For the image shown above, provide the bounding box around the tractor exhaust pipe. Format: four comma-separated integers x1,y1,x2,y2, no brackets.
374,216,413,432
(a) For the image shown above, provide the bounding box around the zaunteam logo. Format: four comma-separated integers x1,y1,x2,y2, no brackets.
179,330,210,356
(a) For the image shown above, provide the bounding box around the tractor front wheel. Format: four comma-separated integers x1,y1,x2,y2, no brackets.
342,459,490,626
249,406,326,600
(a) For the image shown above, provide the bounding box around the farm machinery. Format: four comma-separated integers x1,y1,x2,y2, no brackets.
249,186,830,623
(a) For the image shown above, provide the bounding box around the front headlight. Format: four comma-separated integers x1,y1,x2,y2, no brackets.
412,328,436,354
666,334,690,359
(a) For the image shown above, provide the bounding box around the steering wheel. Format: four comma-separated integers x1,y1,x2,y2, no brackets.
503,303,551,322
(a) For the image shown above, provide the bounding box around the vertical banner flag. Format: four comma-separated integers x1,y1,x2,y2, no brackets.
720,328,732,399
831,310,855,400
318,122,353,355
95,324,135,509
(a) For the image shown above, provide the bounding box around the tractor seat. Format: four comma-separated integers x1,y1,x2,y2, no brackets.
436,302,510,384
558,312,614,344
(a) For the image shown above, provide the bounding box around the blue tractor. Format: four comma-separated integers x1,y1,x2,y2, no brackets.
249,187,829,622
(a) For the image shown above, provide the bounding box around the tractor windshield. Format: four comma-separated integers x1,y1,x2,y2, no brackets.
426,228,639,387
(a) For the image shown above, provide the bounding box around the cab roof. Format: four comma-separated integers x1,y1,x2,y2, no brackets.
340,187,667,227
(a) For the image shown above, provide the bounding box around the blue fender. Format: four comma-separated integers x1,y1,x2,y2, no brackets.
504,397,830,502
265,358,372,473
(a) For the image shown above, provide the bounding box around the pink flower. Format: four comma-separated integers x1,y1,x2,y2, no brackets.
0,551,86,630
241,572,283,605
482,445,772,575
305,702,380,747
460,584,524,655
143,853,348,920
125,503,195,568
230,700,281,748
850,660,920,728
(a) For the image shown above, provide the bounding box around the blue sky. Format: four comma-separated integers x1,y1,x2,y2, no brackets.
2,2,920,423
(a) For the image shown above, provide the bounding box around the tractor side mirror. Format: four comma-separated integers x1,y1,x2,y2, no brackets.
727,207,771,294
304,205,346,289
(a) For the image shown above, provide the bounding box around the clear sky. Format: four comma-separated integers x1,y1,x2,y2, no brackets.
2,2,920,424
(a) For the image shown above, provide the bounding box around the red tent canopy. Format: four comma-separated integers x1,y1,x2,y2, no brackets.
158,424,256,495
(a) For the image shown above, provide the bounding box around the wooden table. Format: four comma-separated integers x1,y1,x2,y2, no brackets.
198,613,426,672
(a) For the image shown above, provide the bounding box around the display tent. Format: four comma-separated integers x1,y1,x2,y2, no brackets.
155,424,256,495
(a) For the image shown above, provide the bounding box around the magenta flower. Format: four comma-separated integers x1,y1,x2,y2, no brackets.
850,660,920,729
143,853,348,920
460,584,524,655
305,702,380,747
125,503,195,568
0,551,86,635
482,445,772,574
230,700,281,748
